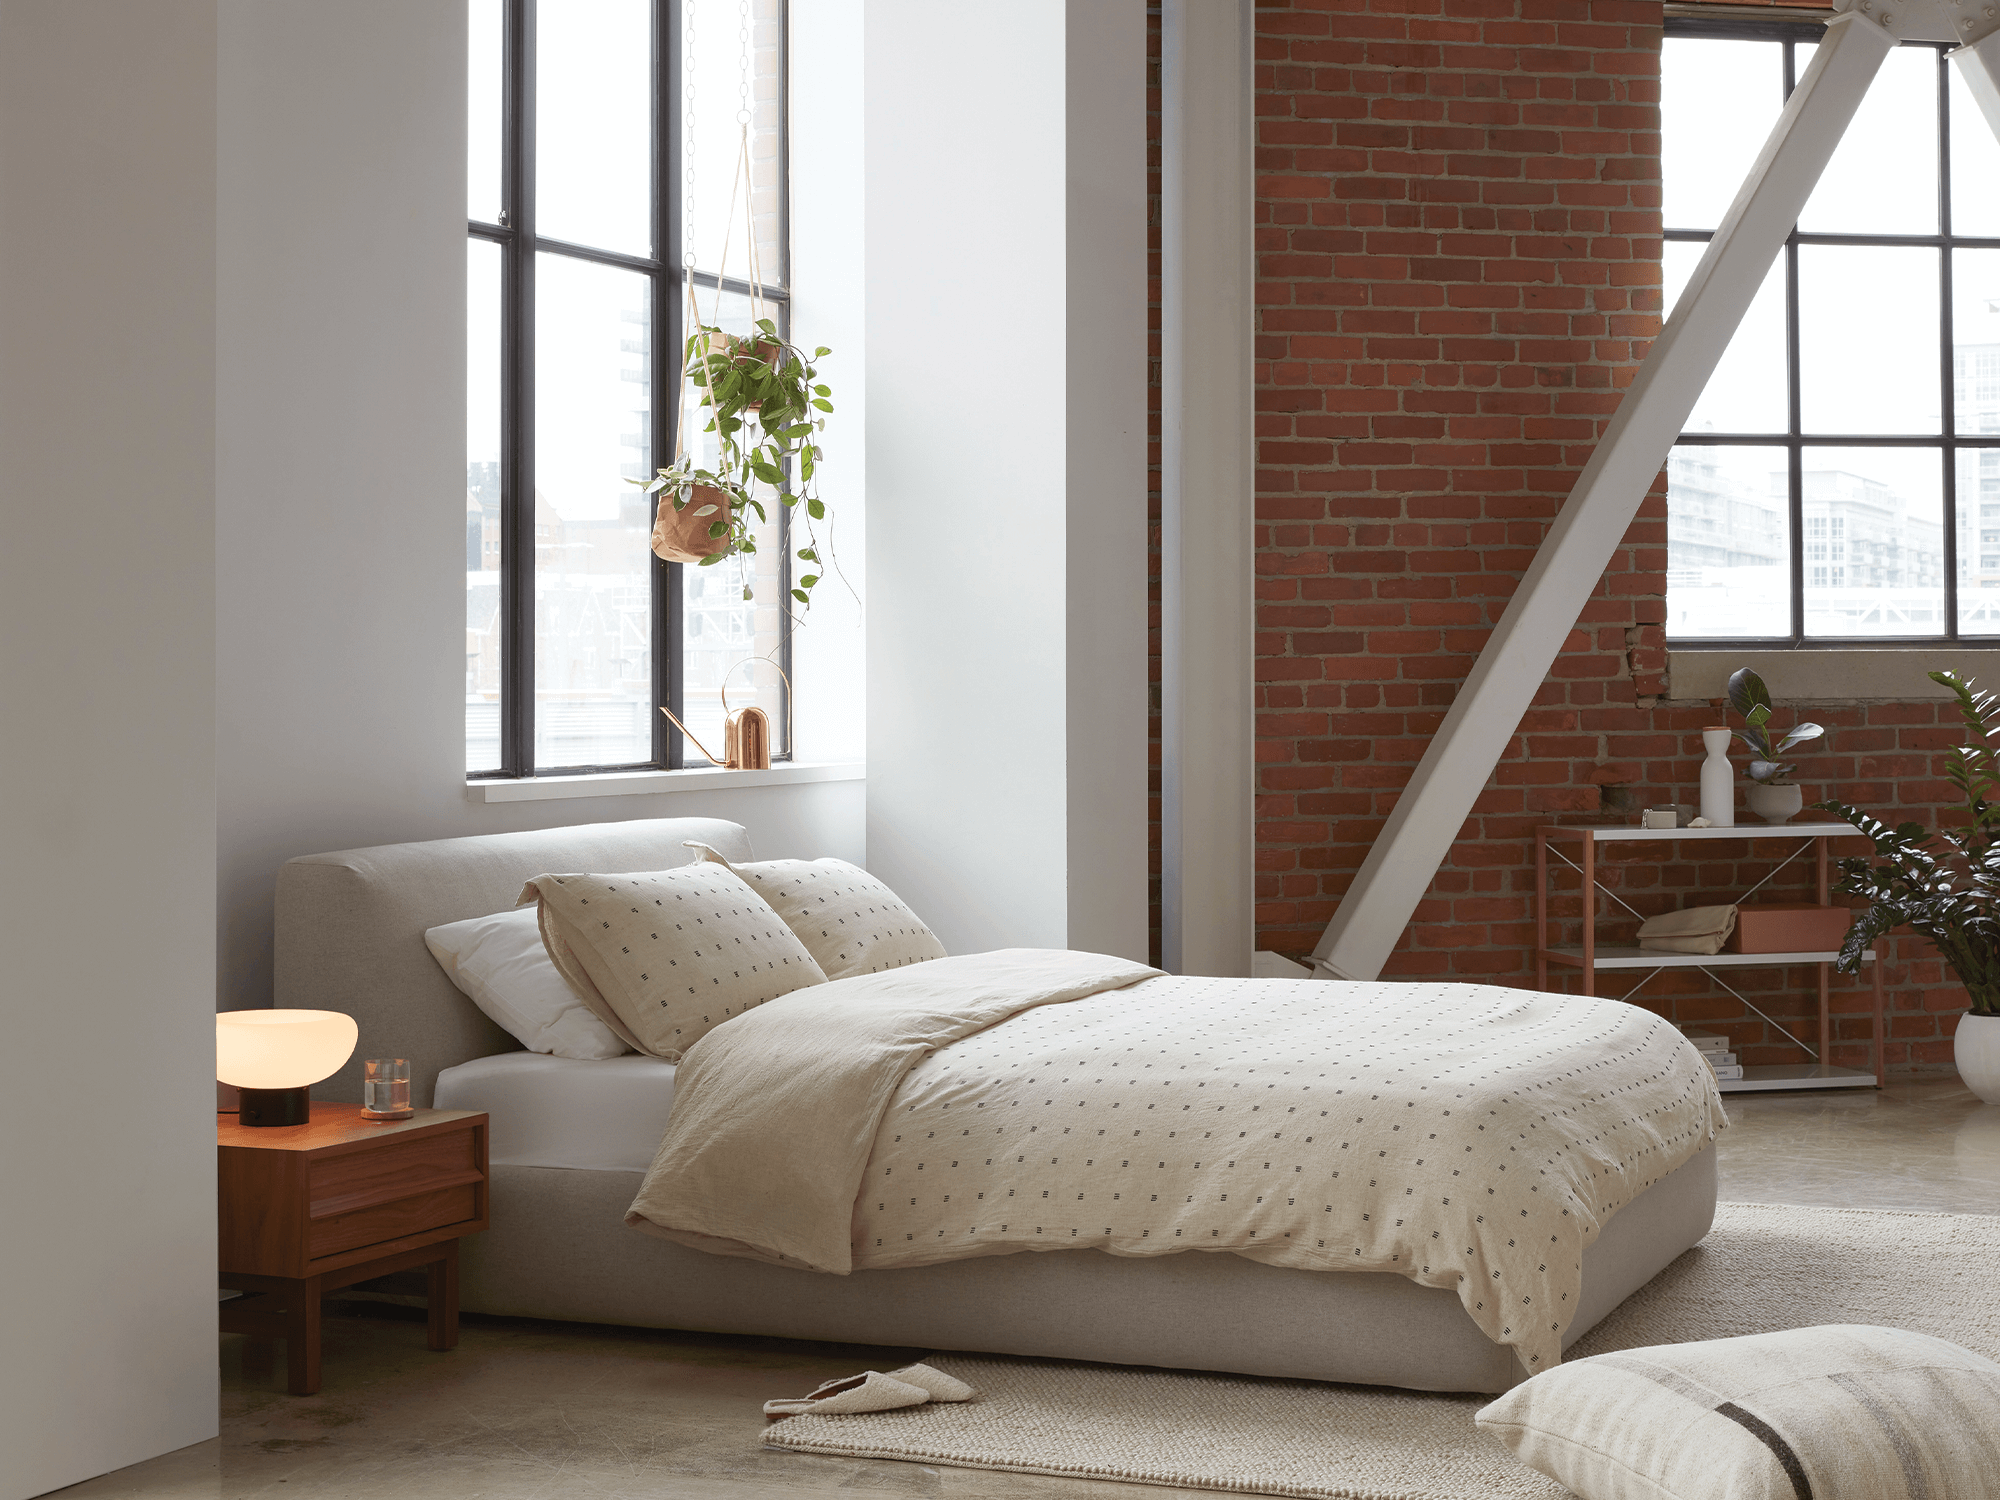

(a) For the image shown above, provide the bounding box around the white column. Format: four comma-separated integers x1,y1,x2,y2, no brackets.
1160,0,1257,977
0,3,220,1493
1313,4,1904,983
863,1,1149,961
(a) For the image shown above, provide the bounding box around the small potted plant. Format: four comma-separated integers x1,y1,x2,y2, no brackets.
1728,666,1823,824
1817,670,2000,1104
638,316,837,609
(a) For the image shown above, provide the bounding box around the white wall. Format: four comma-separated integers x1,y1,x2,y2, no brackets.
213,0,864,1015
788,0,867,769
863,0,1149,961
0,3,221,1493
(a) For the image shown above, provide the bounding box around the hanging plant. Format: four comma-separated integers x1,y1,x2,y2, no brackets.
639,317,836,608
637,46,840,611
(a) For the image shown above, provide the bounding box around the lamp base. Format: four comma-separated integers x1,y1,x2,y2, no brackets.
237,1086,312,1127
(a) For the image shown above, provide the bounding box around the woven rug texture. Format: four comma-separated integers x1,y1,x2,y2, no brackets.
763,1202,2000,1500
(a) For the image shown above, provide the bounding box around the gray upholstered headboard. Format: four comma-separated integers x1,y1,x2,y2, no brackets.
274,817,756,1107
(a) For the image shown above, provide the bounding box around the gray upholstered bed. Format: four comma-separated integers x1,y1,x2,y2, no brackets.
277,816,1717,1395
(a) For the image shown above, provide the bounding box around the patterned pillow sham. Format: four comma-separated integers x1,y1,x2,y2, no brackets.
520,863,827,1061
684,843,947,981
1475,1324,2000,1500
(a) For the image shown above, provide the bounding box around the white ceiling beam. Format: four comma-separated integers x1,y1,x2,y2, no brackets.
1310,2,1910,982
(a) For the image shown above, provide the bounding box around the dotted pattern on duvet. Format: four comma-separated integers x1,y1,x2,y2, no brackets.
849,975,1724,1372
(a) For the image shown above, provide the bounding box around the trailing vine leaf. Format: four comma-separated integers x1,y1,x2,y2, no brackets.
626,322,847,611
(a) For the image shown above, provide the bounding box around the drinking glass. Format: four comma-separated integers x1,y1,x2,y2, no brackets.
361,1058,413,1121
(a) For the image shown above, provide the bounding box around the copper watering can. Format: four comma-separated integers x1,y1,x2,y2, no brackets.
659,659,791,770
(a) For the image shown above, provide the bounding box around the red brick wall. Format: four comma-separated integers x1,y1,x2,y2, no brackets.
1143,0,1970,1076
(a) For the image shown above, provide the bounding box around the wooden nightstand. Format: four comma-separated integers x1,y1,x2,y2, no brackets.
217,1103,489,1394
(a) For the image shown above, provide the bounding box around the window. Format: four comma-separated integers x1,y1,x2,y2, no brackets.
467,0,790,777
1663,21,2000,645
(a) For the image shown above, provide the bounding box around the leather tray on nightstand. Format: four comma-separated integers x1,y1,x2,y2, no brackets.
217,1103,489,1394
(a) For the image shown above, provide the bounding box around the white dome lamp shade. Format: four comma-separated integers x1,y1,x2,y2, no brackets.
216,1010,359,1127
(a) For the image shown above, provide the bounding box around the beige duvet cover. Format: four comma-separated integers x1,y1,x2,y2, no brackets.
627,948,1725,1373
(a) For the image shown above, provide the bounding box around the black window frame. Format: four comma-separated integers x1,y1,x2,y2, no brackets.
470,0,792,779
1663,15,2000,650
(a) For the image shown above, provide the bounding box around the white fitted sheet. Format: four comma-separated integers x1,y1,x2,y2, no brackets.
433,1051,676,1171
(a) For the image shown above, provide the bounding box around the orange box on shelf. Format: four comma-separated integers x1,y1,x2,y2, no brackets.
1727,903,1854,954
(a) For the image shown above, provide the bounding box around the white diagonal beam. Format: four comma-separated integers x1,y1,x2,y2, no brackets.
1311,4,1907,982
1942,0,2000,134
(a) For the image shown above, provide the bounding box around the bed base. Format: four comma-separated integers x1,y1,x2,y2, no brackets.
460,1144,1714,1395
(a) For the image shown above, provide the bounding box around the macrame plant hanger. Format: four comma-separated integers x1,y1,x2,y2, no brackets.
658,2,783,769
649,3,765,566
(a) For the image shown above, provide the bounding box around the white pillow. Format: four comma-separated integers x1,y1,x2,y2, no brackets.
684,843,947,981
1475,1325,2000,1500
424,906,629,1061
520,863,827,1061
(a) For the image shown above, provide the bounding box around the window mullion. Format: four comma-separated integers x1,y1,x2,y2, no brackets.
501,0,538,776
1940,49,1960,640
656,0,684,769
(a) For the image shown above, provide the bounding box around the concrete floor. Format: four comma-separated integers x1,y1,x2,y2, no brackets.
51,1077,2000,1500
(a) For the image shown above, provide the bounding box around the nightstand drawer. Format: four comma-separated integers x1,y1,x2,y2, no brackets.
309,1127,479,1217
309,1182,480,1259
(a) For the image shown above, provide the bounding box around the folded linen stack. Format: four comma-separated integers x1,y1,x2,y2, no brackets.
1684,1031,1743,1082
1637,905,1737,956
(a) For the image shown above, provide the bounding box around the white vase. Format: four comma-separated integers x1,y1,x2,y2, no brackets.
1698,727,1735,827
1744,782,1803,825
1957,1013,2000,1106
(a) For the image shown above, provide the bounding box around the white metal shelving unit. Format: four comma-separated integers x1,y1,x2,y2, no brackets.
1534,823,1884,1091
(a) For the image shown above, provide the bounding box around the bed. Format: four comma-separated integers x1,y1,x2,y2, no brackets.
278,816,1720,1395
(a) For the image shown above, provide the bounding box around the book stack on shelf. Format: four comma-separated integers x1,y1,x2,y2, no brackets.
1685,1032,1743,1082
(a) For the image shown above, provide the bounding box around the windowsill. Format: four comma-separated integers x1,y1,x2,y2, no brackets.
465,761,865,803
1667,648,1998,701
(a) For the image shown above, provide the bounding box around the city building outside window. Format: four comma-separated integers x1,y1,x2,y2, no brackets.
466,0,789,777
1663,18,2000,645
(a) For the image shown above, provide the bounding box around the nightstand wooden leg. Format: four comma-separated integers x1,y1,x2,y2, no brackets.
426,1240,459,1351
286,1274,323,1396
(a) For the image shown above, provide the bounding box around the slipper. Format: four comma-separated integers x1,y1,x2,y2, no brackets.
886,1362,975,1402
763,1369,932,1421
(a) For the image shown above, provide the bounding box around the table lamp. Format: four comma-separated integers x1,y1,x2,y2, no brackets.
216,1009,359,1126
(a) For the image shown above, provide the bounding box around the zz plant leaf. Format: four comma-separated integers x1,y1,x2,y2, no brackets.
1816,669,2000,1017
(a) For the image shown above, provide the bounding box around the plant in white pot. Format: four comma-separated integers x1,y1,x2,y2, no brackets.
1817,670,2000,1104
1727,667,1822,824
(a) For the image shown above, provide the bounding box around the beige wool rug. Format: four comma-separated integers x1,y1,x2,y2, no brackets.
764,1203,2000,1499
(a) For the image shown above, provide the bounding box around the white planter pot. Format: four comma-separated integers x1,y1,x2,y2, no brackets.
1744,782,1803,825
1958,1013,2000,1106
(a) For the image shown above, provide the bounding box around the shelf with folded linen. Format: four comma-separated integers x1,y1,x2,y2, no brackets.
1542,946,1877,970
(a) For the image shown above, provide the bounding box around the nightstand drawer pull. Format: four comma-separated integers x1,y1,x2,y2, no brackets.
308,1184,479,1260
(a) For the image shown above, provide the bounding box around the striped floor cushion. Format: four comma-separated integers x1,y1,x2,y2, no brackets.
1476,1325,2000,1500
